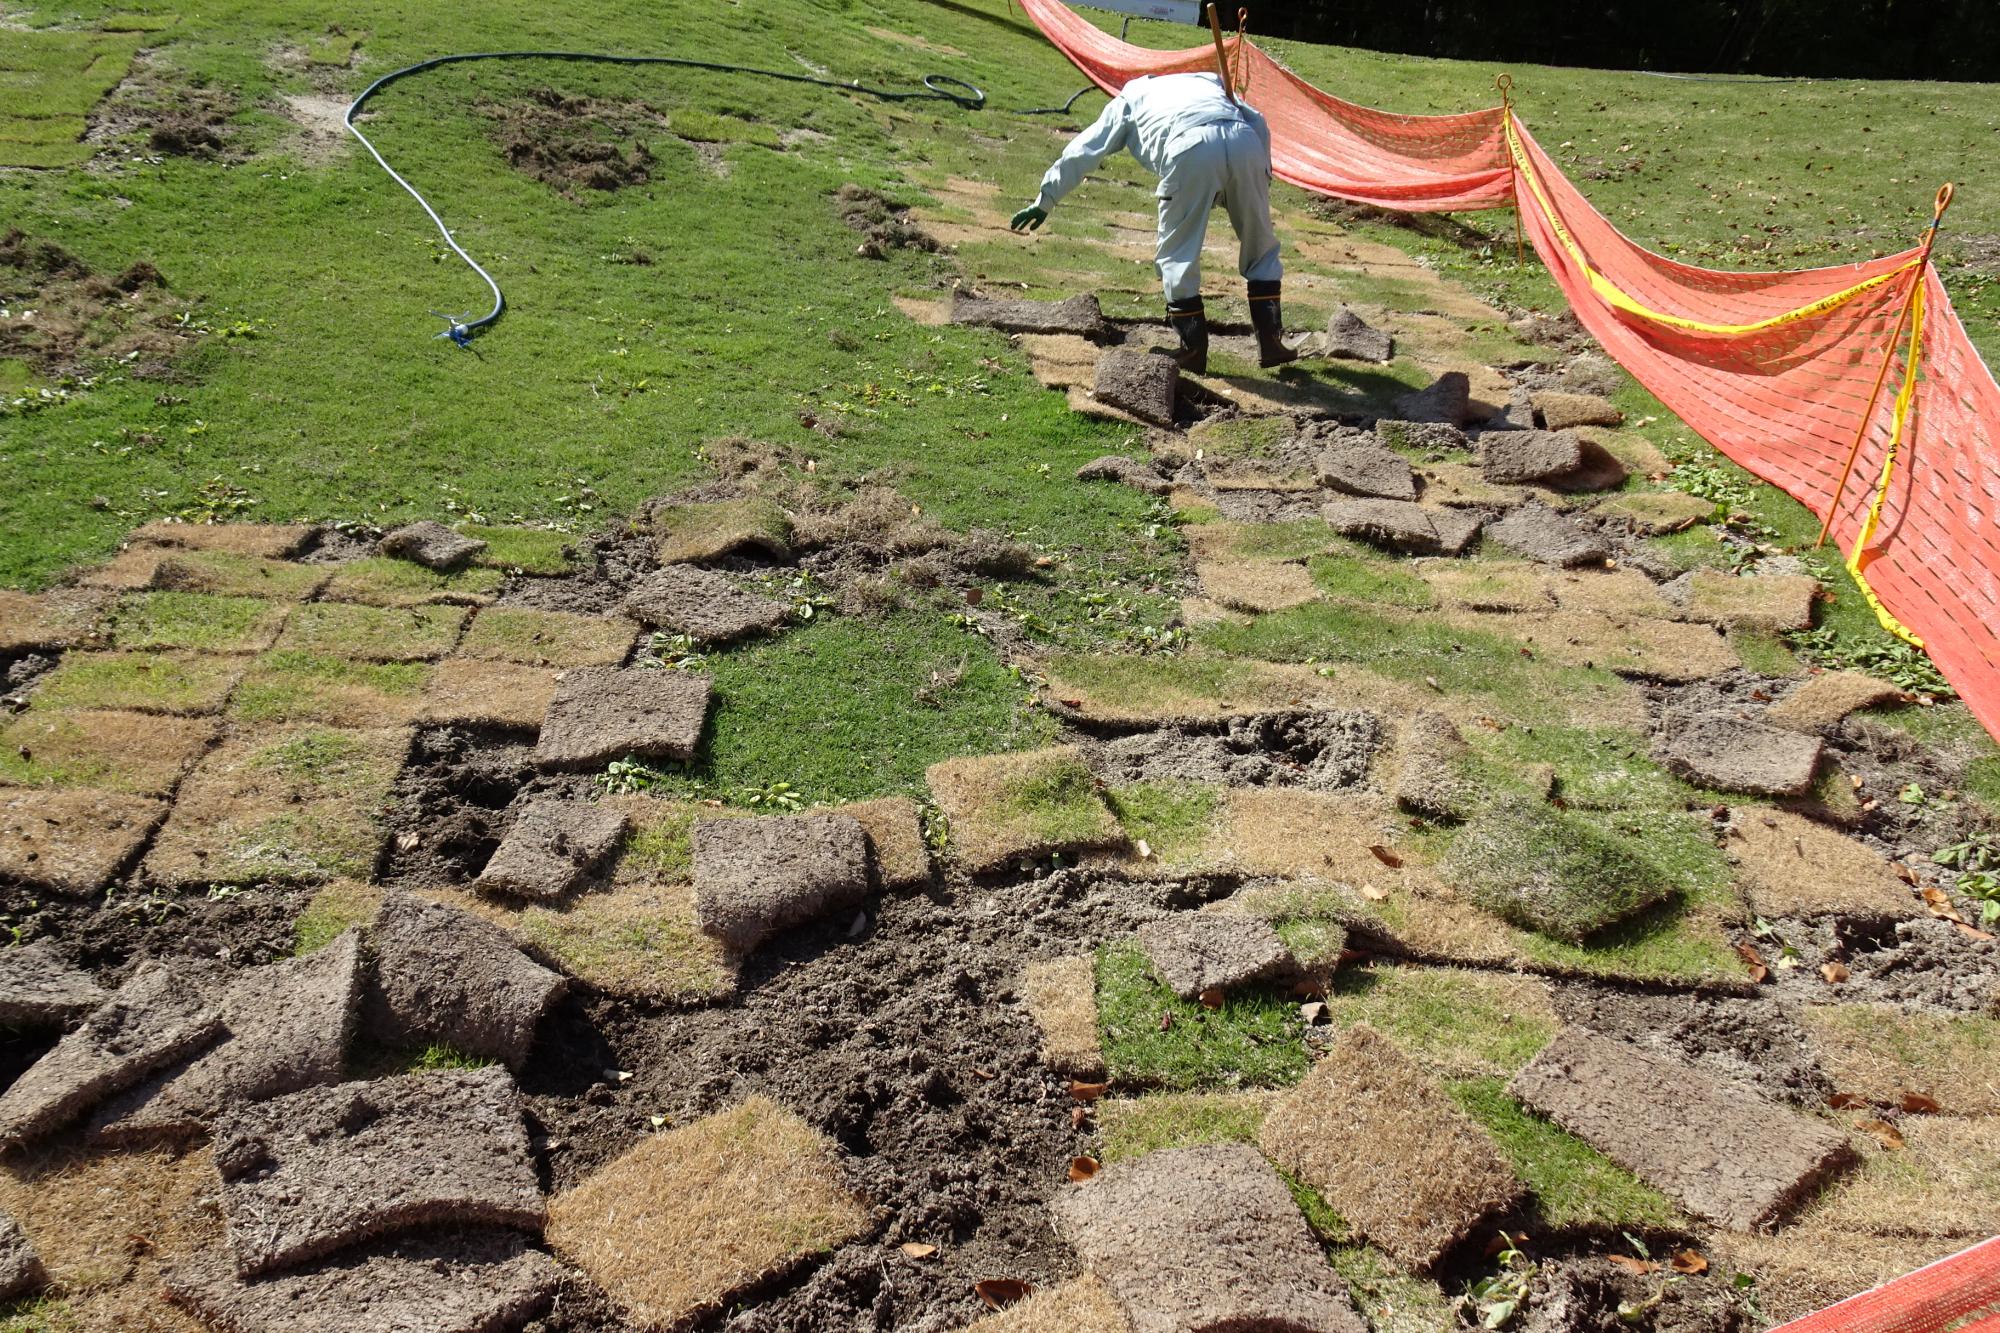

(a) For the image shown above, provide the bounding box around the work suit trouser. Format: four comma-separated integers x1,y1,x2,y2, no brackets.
1153,119,1283,305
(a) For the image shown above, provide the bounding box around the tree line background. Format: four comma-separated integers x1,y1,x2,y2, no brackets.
1247,1,1997,80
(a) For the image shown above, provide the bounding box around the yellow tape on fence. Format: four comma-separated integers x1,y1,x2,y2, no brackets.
1846,279,1927,647
1502,112,1918,337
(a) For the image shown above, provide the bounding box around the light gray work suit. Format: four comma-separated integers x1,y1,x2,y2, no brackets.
1033,71,1282,305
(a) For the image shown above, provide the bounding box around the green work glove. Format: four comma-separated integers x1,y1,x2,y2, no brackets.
1010,204,1047,233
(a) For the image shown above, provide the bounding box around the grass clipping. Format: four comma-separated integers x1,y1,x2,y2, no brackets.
546,1096,868,1329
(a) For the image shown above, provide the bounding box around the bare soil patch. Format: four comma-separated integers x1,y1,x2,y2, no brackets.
484,89,662,198
0,229,191,381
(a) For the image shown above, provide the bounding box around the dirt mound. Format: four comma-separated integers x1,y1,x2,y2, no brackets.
834,185,941,256
485,89,660,196
0,229,188,381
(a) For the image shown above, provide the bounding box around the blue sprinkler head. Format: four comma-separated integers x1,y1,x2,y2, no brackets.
429,310,475,349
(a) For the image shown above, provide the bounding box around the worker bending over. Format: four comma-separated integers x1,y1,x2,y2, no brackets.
1010,70,1295,373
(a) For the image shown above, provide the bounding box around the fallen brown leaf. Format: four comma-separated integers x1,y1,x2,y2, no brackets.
974,1278,1034,1311
1607,1255,1659,1275
1900,1092,1943,1114
1922,887,1966,923
900,1242,938,1260
1671,1250,1708,1275
1067,1080,1108,1102
1197,987,1225,1010
1957,922,1996,942
1820,961,1850,984
1827,1092,1868,1110
1068,1156,1100,1183
1892,862,1918,885
1358,883,1390,902
1070,1106,1089,1129
1367,844,1404,868
1859,1118,1906,1150
1735,942,1769,983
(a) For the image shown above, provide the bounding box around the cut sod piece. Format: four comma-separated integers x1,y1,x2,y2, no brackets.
144,725,411,887
1591,490,1715,534
535,667,713,771
212,1065,543,1279
690,812,869,951
149,550,331,601
227,652,433,726
1050,1142,1363,1333
1095,940,1307,1091
1095,1090,1273,1164
650,496,793,564
546,1096,868,1330
418,659,560,731
1798,1004,2000,1114
511,883,737,1002
474,799,628,902
0,787,166,896
130,521,318,559
925,745,1122,873
831,796,932,891
458,524,579,575
28,650,243,716
0,708,213,796
1260,1024,1523,1270
1319,964,1556,1079
274,602,467,662
377,521,487,571
0,940,107,1028
1136,913,1295,1000
1039,652,1340,726
1766,670,1905,733
622,565,791,645
364,893,566,1072
1444,795,1678,942
1020,954,1105,1079
1726,809,1917,921
1684,567,1819,632
320,557,505,608
456,607,635,669
1195,559,1321,614
0,587,112,653
1509,1028,1856,1230
107,591,290,653
1445,1077,1684,1229
293,879,383,956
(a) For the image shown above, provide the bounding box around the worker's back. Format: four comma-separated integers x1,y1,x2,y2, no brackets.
1121,72,1242,136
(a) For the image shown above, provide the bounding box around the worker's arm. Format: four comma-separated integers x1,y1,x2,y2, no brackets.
1031,94,1133,213
1240,101,1273,164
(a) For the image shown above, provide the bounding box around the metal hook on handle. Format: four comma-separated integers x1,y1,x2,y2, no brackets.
1495,72,1515,108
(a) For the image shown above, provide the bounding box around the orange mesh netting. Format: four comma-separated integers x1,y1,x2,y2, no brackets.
1771,1236,2000,1332
1018,0,2000,743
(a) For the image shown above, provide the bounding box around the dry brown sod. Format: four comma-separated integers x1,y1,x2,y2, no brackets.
1713,1229,1967,1326
0,587,111,653
546,1096,869,1329
1799,1114,2000,1240
1799,1004,2000,1113
1684,568,1819,633
1259,1023,1523,1270
273,601,468,662
1181,522,1334,565
963,1275,1132,1332
0,1141,218,1333
1575,427,1671,475
1411,465,1541,511
129,521,318,560
1726,809,1917,921
0,787,166,896
1196,560,1321,614
1037,653,1345,726
1419,561,1552,612
1020,954,1104,1079
28,650,244,716
455,606,637,669
514,883,736,1002
1175,595,1251,630
149,550,331,601
318,557,505,608
925,745,1123,874
651,496,793,564
418,659,559,730
1206,469,1319,493
80,546,177,591
831,795,933,891
1446,607,1739,683
1590,490,1715,534
1767,671,1907,732
143,724,411,888
1541,567,1680,621
0,708,214,796
1014,332,1100,390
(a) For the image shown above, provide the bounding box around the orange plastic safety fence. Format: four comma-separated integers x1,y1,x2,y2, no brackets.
1018,0,2000,744
1770,1235,2000,1332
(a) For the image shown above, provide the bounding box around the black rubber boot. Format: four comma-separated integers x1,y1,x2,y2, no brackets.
1248,279,1299,368
1167,297,1209,375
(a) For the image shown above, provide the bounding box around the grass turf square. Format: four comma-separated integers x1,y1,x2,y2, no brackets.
925,745,1121,873
107,592,290,654
274,602,467,662
456,607,635,668
28,651,243,716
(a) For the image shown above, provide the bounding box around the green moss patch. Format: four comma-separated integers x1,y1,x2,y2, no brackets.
144,724,410,887
149,549,330,601
1444,795,1681,942
1447,1077,1685,1230
229,651,432,726
107,591,289,653
275,602,467,662
1105,781,1223,867
460,525,579,575
1322,965,1556,1077
652,496,793,564
927,744,1121,873
1095,940,1307,1091
29,650,242,715
457,606,635,668
1096,1091,1270,1164
320,557,505,608
0,707,213,796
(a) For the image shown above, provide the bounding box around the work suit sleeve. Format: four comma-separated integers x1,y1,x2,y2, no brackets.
1239,101,1273,166
1033,95,1133,212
